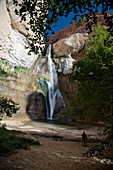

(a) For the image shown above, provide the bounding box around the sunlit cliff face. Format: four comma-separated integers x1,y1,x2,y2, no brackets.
0,0,46,68
0,0,36,67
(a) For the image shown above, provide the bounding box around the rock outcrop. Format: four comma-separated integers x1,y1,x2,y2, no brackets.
48,12,113,105
7,0,32,36
0,74,35,120
26,92,46,120
0,0,37,68
53,33,88,57
0,73,49,121
0,1,46,121
52,33,88,74
49,12,112,65
48,12,112,44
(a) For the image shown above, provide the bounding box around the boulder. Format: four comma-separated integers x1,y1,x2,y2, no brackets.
52,33,88,74
53,33,88,57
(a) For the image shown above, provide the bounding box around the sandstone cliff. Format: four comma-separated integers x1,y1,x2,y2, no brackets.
0,0,37,68
0,1,112,121
0,0,39,120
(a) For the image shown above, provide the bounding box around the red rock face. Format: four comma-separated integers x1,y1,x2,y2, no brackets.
47,12,113,61
58,74,77,102
52,33,88,60
53,40,73,57
48,12,112,44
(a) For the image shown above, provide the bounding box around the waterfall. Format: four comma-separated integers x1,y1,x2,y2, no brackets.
47,44,58,87
45,81,56,119
46,44,58,119
36,44,65,120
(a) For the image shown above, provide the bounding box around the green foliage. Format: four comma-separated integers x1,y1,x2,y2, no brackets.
71,24,113,120
0,97,20,118
70,24,113,157
36,78,48,97
62,94,78,120
0,128,39,155
0,60,27,78
13,0,113,54
85,142,113,157
14,66,27,74
0,68,9,78
101,115,113,138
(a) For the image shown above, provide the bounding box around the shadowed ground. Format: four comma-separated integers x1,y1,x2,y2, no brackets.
0,120,113,170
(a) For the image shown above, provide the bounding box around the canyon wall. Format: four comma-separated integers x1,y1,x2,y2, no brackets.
0,0,44,120
0,1,112,120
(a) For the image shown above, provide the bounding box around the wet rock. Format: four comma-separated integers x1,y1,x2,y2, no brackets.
26,92,46,120
54,54,75,74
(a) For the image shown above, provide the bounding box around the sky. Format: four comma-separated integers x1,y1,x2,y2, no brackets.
50,12,75,33
48,7,113,36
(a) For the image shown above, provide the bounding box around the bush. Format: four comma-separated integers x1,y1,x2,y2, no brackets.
0,128,39,155
85,142,113,157
0,97,20,119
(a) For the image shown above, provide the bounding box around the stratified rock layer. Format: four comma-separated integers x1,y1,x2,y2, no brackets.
0,73,47,120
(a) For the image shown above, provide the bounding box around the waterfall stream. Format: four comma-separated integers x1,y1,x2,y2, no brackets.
46,44,58,119
36,44,65,120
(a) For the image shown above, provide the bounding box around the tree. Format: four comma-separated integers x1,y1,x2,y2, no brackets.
13,0,113,53
70,24,113,127
0,97,20,120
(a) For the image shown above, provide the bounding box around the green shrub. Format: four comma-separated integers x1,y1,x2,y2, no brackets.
0,59,27,78
0,128,39,155
0,97,20,119
85,142,113,157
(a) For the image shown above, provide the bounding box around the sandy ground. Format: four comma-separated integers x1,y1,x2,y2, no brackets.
0,120,113,170
0,137,113,170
